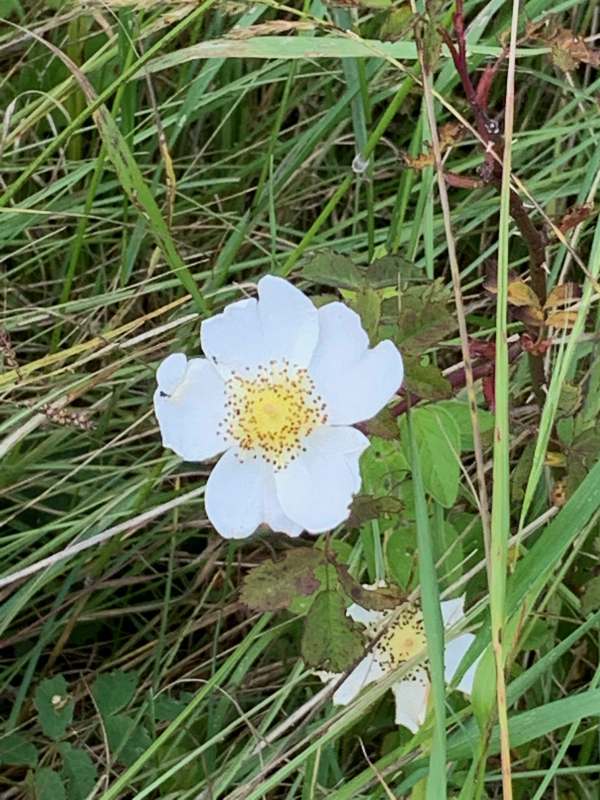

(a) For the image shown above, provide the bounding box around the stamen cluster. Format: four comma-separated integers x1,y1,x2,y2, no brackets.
375,604,428,684
220,361,327,469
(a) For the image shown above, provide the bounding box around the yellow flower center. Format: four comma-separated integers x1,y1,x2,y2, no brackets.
375,604,427,668
220,362,327,469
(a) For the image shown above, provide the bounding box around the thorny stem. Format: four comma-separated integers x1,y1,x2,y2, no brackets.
443,0,548,406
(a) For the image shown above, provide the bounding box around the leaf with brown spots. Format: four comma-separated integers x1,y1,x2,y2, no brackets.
346,494,404,529
240,549,324,612
361,407,400,440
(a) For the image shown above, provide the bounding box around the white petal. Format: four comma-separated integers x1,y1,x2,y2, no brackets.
204,450,266,539
309,302,404,425
347,603,386,629
154,357,227,462
332,653,385,706
200,297,266,374
257,276,319,367
275,426,369,533
262,469,303,537
156,352,187,394
205,451,305,539
441,596,466,629
444,633,478,695
392,669,430,733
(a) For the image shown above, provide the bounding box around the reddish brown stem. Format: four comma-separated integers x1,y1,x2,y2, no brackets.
444,1,548,406
388,341,523,418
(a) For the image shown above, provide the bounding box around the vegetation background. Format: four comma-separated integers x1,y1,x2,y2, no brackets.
1,0,600,798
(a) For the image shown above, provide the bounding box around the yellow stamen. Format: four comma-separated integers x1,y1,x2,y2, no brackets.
219,362,327,468
375,604,427,668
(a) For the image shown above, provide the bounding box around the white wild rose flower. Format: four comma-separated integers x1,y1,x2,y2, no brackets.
154,276,404,539
318,590,479,733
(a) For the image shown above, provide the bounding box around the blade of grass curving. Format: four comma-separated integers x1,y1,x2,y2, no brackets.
0,1,218,210
20,32,208,314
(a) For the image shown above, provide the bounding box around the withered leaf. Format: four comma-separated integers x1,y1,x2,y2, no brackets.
544,451,567,468
547,28,600,72
403,150,434,170
346,494,404,529
544,283,582,309
439,121,465,150
334,562,406,610
512,305,545,327
361,406,399,440
546,310,579,329
557,204,595,234
507,280,541,309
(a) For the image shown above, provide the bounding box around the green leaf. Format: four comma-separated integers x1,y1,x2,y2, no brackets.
403,357,452,400
381,7,414,40
152,694,191,723
105,714,152,767
0,733,38,767
346,494,404,528
436,401,495,451
59,743,97,800
240,549,324,612
301,251,363,290
521,619,554,651
400,406,461,507
386,526,416,590
35,768,66,800
34,676,74,741
351,286,381,343
557,381,582,417
302,252,409,293
301,589,364,672
91,671,138,718
361,0,392,8
469,645,496,732
581,575,600,614
511,441,535,503
365,256,410,288
361,437,409,493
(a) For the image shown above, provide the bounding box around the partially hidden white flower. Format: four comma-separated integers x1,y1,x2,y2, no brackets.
318,590,479,733
153,276,404,539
